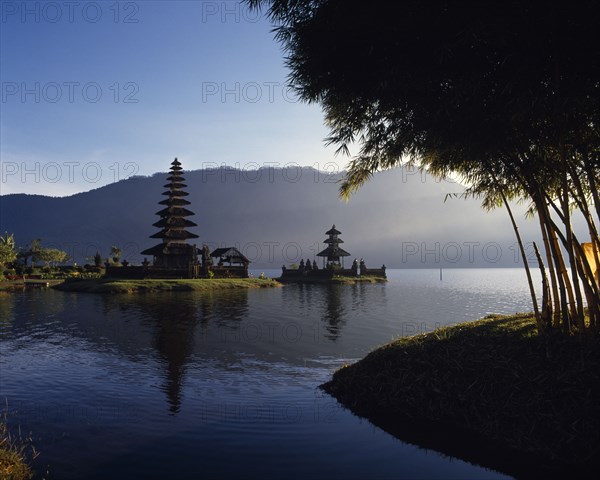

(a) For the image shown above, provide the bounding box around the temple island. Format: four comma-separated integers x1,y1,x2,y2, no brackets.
59,158,386,291
279,225,387,283
106,158,251,280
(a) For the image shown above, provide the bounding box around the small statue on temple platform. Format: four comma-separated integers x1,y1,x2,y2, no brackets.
312,260,318,270
202,245,213,267
305,258,312,271
299,259,305,272
351,258,358,274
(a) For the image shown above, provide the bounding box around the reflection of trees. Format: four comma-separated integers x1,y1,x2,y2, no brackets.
0,290,67,336
0,292,15,329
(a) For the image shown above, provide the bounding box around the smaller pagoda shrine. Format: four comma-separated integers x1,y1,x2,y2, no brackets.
317,225,351,268
279,224,386,282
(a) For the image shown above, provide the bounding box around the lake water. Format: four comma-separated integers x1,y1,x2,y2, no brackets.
0,269,540,479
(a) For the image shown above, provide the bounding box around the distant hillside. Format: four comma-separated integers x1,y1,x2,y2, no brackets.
0,166,564,268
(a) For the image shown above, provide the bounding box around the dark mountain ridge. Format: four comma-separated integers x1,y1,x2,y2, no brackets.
0,166,557,268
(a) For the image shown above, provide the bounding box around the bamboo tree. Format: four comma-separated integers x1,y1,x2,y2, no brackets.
497,182,542,330
533,241,552,331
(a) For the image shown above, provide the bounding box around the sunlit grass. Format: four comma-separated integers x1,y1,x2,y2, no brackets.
55,277,282,293
0,409,36,480
331,275,387,284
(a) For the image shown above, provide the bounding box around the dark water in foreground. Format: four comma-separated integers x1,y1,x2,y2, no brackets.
0,269,539,479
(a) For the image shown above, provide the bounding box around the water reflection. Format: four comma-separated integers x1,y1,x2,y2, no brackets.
99,291,249,413
0,292,15,330
0,271,533,479
321,285,346,340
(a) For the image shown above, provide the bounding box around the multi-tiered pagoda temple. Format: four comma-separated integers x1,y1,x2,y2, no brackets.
317,225,351,268
141,158,200,275
279,224,386,282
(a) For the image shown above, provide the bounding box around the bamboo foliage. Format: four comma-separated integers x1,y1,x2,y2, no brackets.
249,0,600,335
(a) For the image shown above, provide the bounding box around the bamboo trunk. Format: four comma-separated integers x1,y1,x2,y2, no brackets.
536,198,562,329
533,242,552,332
500,191,541,330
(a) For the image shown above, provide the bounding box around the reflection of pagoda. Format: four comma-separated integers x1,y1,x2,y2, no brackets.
141,158,200,273
317,225,351,268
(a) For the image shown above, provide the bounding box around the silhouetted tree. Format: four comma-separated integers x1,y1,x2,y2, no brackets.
18,238,42,267
249,0,600,333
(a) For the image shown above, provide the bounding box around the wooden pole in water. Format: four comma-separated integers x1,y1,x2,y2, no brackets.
440,267,442,281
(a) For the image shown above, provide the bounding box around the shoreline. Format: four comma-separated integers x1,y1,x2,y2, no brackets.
277,275,387,285
320,314,599,478
53,278,282,293
0,279,64,292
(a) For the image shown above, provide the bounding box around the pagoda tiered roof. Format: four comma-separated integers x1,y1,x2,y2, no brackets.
163,182,187,189
317,245,350,258
150,229,199,240
141,158,199,257
155,206,195,217
152,217,197,228
317,224,350,261
158,197,191,206
161,190,189,196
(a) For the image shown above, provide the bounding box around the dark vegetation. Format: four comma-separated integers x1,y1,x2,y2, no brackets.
321,314,600,477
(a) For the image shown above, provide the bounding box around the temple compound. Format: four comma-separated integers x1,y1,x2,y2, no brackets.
106,158,249,279
280,225,386,282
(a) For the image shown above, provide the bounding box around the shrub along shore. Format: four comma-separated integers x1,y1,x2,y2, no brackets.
321,314,599,478
0,417,34,480
54,277,281,293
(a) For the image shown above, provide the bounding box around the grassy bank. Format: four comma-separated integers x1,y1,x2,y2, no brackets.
331,275,387,284
321,314,599,477
54,277,281,293
0,418,34,480
0,280,64,292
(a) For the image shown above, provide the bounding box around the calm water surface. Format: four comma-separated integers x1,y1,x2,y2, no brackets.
0,269,539,479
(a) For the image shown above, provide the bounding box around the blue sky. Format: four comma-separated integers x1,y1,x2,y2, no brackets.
0,0,340,195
